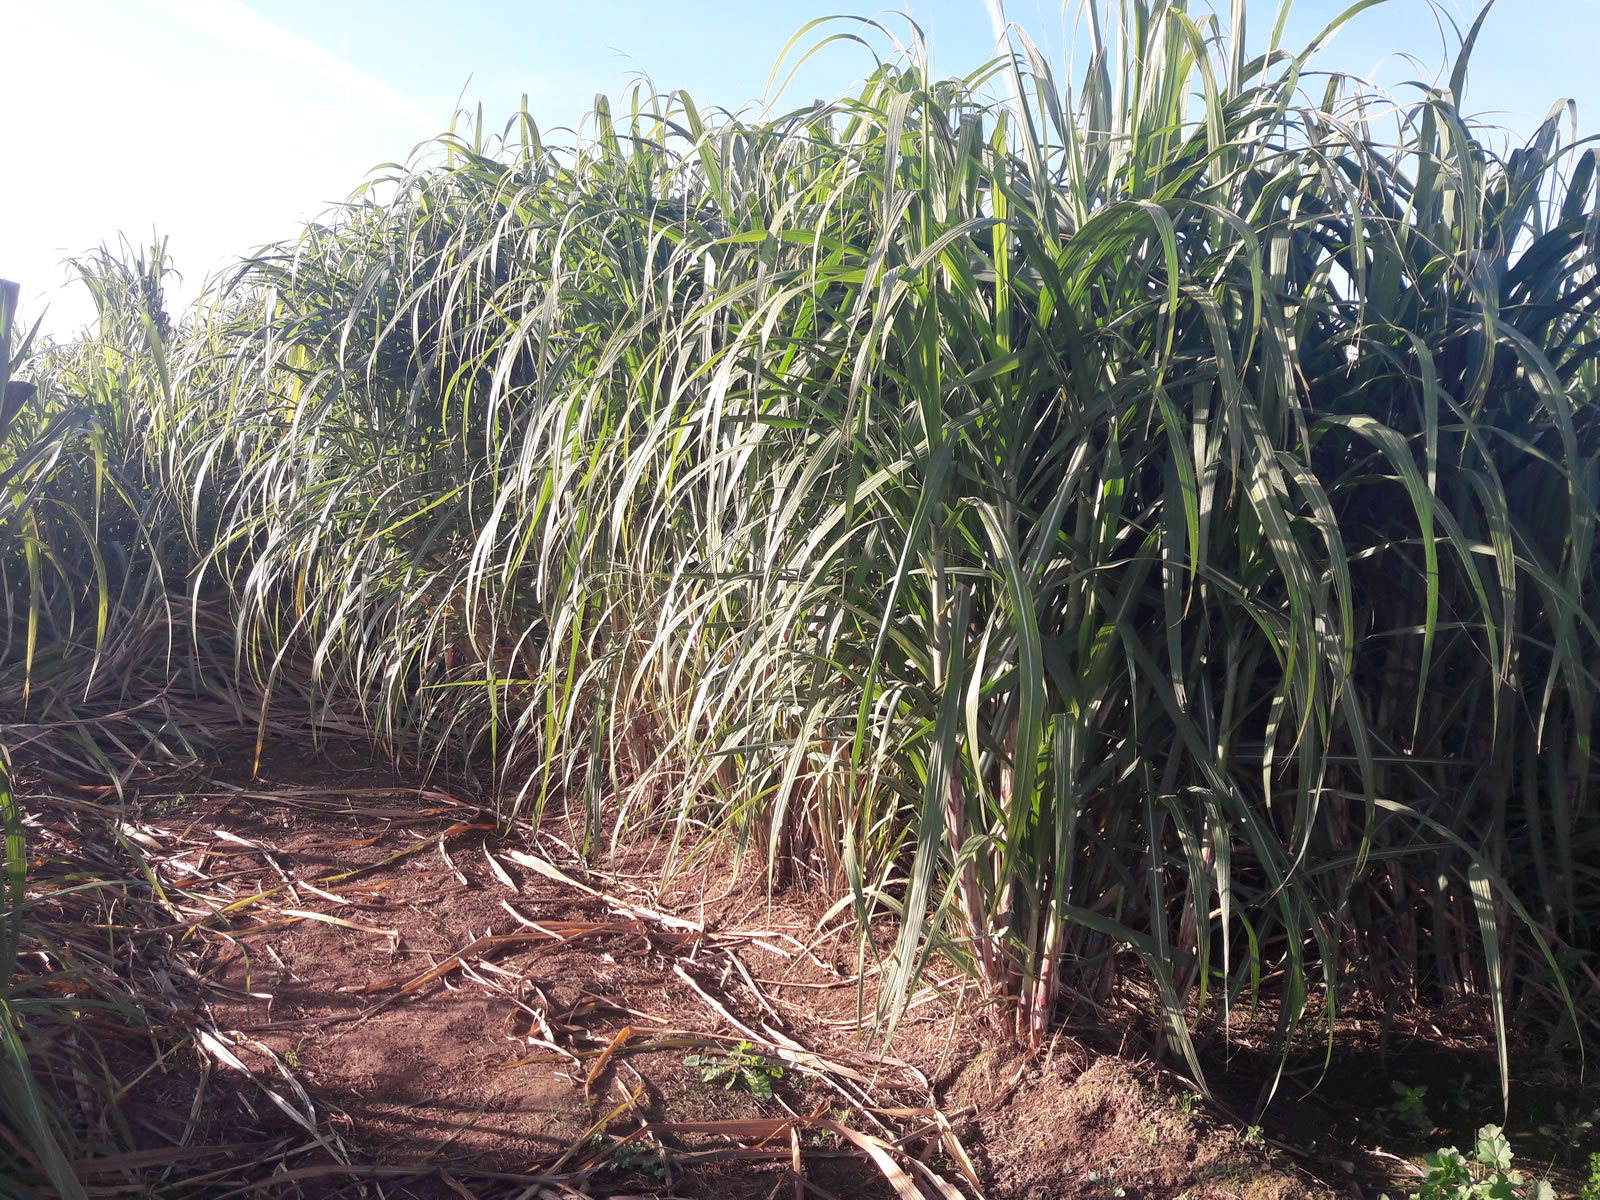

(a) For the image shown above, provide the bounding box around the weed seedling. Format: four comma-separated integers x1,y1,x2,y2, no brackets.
1387,1081,1435,1134
684,1040,785,1100
1580,1152,1600,1200
605,1140,668,1181
1083,1169,1127,1197
1537,1103,1597,1151
1379,1125,1555,1200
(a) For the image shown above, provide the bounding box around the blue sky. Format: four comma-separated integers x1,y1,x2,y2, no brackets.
8,0,1598,335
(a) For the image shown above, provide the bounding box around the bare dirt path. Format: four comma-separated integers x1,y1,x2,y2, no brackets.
19,741,1338,1199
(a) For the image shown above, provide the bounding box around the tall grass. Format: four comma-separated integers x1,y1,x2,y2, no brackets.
9,0,1599,1102
1,281,89,1199
1,251,240,1195
1,244,234,785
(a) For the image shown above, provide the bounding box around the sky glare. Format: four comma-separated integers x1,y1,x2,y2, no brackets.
8,0,1598,336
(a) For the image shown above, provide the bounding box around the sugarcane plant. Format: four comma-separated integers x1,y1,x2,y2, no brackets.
13,0,1596,1107
0,281,93,1199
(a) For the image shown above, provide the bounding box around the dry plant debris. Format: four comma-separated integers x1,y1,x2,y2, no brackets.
6,750,1339,1199
8,764,998,1198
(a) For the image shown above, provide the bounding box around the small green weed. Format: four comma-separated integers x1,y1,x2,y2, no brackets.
1244,1125,1266,1146
1442,1072,1479,1116
1083,1169,1127,1197
1175,1089,1201,1115
605,1140,668,1180
684,1040,785,1101
1536,1103,1597,1151
1388,1081,1435,1134
1380,1125,1554,1200
1580,1152,1600,1200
